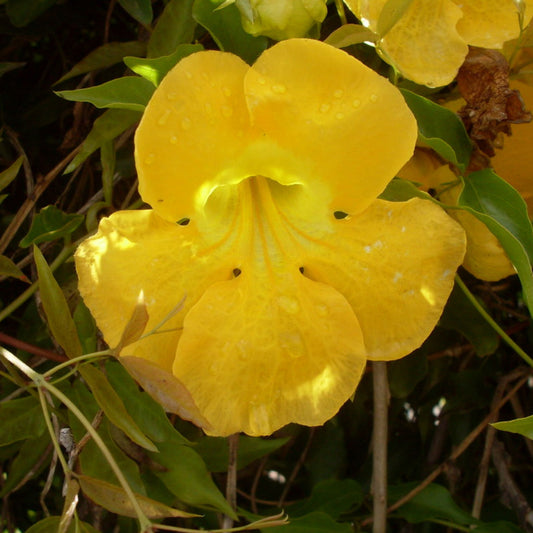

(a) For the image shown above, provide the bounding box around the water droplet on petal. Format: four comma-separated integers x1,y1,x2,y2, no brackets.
181,117,191,130
222,106,233,118
320,103,330,113
158,109,171,125
352,99,361,108
169,135,178,144
185,71,193,79
334,89,344,98
278,295,299,314
144,153,155,165
370,94,378,103
204,102,213,114
280,331,305,359
167,91,177,101
336,112,345,120
258,77,266,85
316,304,328,317
222,87,232,97
272,84,286,94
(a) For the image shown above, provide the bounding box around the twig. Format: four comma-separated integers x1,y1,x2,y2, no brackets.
372,361,389,533
250,456,268,514
222,434,239,530
278,427,315,507
492,438,533,531
0,331,67,362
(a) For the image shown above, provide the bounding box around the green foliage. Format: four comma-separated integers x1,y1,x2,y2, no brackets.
1,1,533,532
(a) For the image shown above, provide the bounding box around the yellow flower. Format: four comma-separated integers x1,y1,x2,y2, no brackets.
399,151,515,281
344,0,533,87
75,39,466,437
235,0,328,40
492,80,533,215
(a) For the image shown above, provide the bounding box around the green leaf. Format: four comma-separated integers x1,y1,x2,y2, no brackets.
148,0,197,58
457,169,533,315
117,0,153,25
492,414,533,439
73,300,97,355
324,24,377,48
0,254,29,282
34,245,82,358
287,479,364,519
377,0,414,38
0,397,46,446
401,89,472,172
77,474,198,519
6,0,56,27
0,155,23,192
195,435,289,472
124,43,203,86
388,350,428,398
440,283,499,356
65,108,141,174
79,364,158,452
0,62,26,79
474,522,525,533
263,512,352,533
0,432,50,496
56,41,147,84
20,205,84,247
192,0,268,64
391,483,478,526
55,76,155,112
379,177,432,202
150,438,237,517
25,516,100,533
105,360,190,445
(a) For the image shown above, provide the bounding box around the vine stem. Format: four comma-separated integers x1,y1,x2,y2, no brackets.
372,361,389,533
222,433,239,530
0,346,153,532
455,275,533,367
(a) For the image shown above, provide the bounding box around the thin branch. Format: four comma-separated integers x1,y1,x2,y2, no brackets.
222,433,239,530
372,361,389,533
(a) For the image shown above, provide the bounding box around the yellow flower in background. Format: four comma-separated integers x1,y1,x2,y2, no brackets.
75,39,466,437
344,0,533,87
235,0,327,40
399,152,516,281
492,80,533,215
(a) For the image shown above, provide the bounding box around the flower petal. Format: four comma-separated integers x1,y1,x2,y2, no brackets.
75,210,236,369
135,51,254,223
244,38,417,214
456,0,528,48
173,269,366,437
303,198,466,360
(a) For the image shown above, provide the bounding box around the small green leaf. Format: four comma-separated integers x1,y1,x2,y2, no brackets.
457,169,533,315
391,483,478,526
492,414,533,439
114,292,149,352
473,522,525,533
34,245,82,358
56,41,147,84
262,512,352,533
150,438,237,517
388,350,428,398
65,108,141,174
73,300,97,355
193,0,268,64
440,283,499,356
0,156,24,192
0,62,26,79
25,516,100,533
287,479,364,519
401,89,472,172
77,474,198,519
55,76,155,112
148,0,197,58
6,0,56,27
20,205,84,247
117,0,153,25
324,24,377,48
195,435,289,472
79,364,157,452
124,43,203,86
0,255,29,282
380,177,432,202
0,432,50,497
377,0,414,38
0,397,47,446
